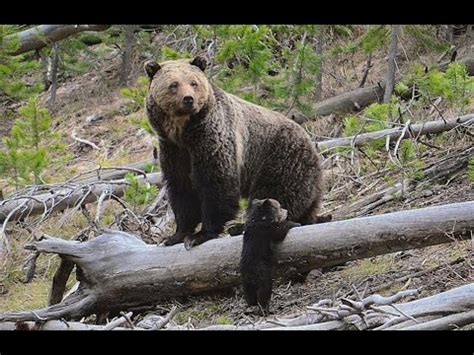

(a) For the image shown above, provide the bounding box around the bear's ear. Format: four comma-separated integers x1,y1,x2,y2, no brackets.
144,60,161,79
190,56,207,71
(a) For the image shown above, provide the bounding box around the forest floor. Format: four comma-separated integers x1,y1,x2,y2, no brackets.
0,38,472,329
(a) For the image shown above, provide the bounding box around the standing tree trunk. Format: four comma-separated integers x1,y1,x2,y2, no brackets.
313,28,324,101
383,25,401,103
466,25,473,55
446,25,455,44
359,52,372,88
120,25,138,87
48,43,60,107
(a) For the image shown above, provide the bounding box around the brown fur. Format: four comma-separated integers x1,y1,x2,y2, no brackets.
145,57,324,248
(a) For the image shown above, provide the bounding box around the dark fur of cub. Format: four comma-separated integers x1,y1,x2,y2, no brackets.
240,198,300,313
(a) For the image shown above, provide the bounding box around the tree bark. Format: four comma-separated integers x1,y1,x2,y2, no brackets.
313,82,385,117
4,25,111,56
358,52,372,88
383,25,401,103
0,201,471,322
313,28,324,101
318,113,474,151
466,25,473,55
446,25,454,44
48,43,60,107
119,25,138,86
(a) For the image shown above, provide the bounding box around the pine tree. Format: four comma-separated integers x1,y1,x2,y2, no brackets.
0,98,65,188
0,25,44,100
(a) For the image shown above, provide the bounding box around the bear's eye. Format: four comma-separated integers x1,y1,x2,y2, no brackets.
169,82,178,90
190,81,198,88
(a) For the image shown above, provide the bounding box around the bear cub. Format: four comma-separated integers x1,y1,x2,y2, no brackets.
240,198,300,313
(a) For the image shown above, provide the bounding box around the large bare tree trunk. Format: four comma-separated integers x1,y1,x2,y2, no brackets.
465,25,473,54
4,25,110,56
119,25,138,86
318,113,474,150
383,25,401,103
0,201,471,322
48,43,60,107
313,28,324,101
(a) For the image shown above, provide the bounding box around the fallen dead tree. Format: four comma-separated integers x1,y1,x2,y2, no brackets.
268,284,474,330
75,159,159,185
2,284,471,330
4,25,111,56
438,56,474,73
318,113,474,151
0,172,164,225
199,284,474,330
309,56,474,120
332,145,474,219
313,82,385,117
0,201,471,322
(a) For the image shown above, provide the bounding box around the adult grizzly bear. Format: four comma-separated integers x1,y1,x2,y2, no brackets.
144,56,323,249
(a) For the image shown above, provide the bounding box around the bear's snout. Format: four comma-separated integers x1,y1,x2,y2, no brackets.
182,96,194,108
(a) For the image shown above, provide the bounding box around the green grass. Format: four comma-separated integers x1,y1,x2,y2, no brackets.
0,279,51,311
341,257,393,278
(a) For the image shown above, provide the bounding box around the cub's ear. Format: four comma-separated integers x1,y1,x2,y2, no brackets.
190,56,207,71
144,60,161,79
250,199,263,207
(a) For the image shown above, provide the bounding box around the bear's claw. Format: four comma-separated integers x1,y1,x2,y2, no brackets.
183,231,218,250
164,231,190,246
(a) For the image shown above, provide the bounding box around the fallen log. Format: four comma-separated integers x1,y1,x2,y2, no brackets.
438,56,474,73
4,25,111,56
318,113,474,151
332,145,474,219
313,82,385,118
75,159,158,185
0,320,136,331
0,172,164,224
0,201,471,322
266,283,474,331
309,56,474,120
3,284,471,330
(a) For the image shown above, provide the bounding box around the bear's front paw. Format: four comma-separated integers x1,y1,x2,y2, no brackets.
288,221,302,229
183,231,218,250
164,231,191,246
